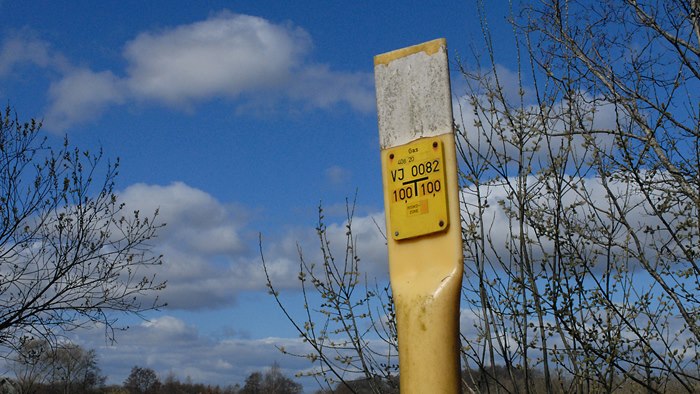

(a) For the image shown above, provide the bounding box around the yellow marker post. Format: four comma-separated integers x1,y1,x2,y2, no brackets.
374,39,463,393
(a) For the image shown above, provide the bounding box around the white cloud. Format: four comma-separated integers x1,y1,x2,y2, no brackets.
453,65,618,163
325,165,351,186
121,182,247,255
117,182,387,311
123,12,310,105
258,209,388,293
459,170,687,277
61,316,315,389
3,11,375,131
45,69,126,130
140,316,199,342
92,315,392,390
118,182,252,310
288,64,375,112
323,212,389,278
0,33,56,75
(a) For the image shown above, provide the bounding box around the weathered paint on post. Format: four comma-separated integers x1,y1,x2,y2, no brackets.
375,38,463,393
375,39,454,149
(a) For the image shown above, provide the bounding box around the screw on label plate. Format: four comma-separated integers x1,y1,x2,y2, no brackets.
394,231,399,237
439,220,445,227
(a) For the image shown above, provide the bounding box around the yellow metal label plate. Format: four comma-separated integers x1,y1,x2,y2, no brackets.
386,137,449,240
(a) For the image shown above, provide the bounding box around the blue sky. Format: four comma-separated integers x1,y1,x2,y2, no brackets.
0,1,514,390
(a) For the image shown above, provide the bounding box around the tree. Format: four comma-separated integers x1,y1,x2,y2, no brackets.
0,378,17,394
262,363,303,394
267,1,700,393
240,372,262,394
9,339,105,393
456,1,699,392
49,342,105,393
262,202,398,394
9,338,51,394
123,366,161,394
240,363,302,394
0,107,165,353
159,371,232,394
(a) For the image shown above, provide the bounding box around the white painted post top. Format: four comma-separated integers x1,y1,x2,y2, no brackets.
374,38,454,150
